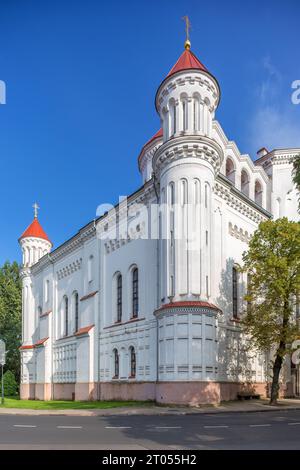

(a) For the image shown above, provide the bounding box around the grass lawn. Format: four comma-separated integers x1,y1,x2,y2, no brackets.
0,396,154,410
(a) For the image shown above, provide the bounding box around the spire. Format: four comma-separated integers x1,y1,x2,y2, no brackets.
182,15,191,51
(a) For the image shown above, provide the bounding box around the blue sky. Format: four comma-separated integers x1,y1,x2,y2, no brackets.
0,0,299,265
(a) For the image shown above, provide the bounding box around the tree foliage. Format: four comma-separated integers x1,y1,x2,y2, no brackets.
0,261,22,381
3,370,18,396
242,218,300,404
293,154,300,211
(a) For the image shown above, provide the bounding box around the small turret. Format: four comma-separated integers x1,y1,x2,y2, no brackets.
19,203,52,267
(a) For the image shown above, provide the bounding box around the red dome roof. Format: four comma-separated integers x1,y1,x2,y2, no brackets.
144,128,163,147
19,218,52,244
167,49,208,78
138,128,163,169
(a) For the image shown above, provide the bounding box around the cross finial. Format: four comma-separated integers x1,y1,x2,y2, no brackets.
182,15,191,50
33,202,40,219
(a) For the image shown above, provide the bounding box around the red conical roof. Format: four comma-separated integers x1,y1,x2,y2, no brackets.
167,49,208,78
19,218,52,244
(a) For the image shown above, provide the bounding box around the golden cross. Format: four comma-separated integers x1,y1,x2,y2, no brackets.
182,15,191,42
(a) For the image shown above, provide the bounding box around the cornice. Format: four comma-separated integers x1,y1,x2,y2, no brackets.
155,69,220,113
138,139,163,172
214,175,271,223
30,182,156,276
153,135,224,176
31,224,96,275
255,149,300,168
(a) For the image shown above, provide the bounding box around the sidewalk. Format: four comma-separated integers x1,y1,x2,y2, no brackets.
1,398,300,417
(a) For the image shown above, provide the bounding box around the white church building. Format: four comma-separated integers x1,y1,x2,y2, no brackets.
19,38,299,404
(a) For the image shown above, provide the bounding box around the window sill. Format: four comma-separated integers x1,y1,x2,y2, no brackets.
130,315,139,320
104,317,145,330
230,316,241,323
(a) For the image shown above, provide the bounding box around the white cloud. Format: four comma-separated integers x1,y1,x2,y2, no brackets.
248,57,300,156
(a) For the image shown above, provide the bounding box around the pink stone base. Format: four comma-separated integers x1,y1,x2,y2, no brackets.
156,381,269,405
75,383,98,401
156,381,220,405
35,383,52,401
20,383,36,400
99,381,156,401
19,380,294,403
53,383,75,400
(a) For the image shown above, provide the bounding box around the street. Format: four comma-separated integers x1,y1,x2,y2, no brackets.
0,409,300,449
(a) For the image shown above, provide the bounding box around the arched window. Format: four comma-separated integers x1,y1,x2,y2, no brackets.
32,246,36,264
169,182,175,206
241,170,250,197
88,255,94,283
247,272,252,314
45,280,49,303
129,346,136,378
132,268,139,318
255,180,263,206
182,100,187,131
169,99,176,136
113,349,119,378
180,179,187,206
162,107,168,140
74,292,79,332
117,274,122,322
232,267,238,319
64,296,69,336
226,158,236,184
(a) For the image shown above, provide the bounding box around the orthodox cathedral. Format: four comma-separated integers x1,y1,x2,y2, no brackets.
19,36,299,404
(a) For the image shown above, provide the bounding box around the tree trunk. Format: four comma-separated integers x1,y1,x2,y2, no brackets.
270,350,283,405
269,304,290,405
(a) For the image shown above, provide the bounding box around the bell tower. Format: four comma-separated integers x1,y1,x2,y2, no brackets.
19,204,52,345
154,29,223,305
153,25,222,386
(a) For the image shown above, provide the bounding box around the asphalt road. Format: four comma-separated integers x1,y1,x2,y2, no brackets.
0,409,300,449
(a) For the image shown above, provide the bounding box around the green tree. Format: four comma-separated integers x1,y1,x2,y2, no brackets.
3,370,18,396
0,261,22,381
242,218,300,405
293,154,300,211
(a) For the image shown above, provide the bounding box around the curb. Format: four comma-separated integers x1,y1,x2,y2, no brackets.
1,404,300,417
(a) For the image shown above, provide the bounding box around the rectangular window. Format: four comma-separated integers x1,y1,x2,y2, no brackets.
232,267,238,318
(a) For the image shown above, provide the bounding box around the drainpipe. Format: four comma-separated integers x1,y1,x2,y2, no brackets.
97,226,101,401
153,174,160,386
48,253,55,400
